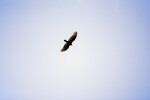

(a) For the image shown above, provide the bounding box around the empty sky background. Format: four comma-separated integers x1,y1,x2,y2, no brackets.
0,0,150,100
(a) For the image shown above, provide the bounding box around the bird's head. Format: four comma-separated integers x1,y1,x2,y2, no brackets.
73,32,77,36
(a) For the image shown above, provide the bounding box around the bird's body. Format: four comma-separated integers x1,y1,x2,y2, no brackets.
61,32,77,52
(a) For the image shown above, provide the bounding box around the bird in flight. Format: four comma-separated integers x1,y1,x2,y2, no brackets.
61,32,77,52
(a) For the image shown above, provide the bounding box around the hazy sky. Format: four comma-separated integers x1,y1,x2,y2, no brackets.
1,0,150,100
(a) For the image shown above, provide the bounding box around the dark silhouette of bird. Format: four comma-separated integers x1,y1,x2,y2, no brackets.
61,32,77,52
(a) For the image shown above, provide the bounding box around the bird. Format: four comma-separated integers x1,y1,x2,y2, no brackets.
61,32,77,52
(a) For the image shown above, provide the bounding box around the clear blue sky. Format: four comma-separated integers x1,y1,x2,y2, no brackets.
0,0,150,100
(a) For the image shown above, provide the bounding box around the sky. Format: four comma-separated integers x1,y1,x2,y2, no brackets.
0,0,150,100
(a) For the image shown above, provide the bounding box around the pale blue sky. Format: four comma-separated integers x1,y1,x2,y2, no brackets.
0,0,150,100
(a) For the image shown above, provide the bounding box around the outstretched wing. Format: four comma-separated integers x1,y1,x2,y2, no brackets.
61,43,70,52
68,32,77,43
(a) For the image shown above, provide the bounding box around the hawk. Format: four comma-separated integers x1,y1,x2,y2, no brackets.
61,32,77,52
